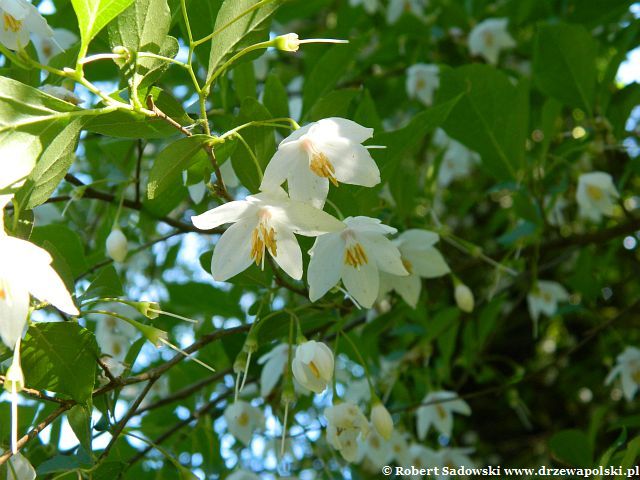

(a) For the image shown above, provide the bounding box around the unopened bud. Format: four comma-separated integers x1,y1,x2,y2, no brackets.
4,359,24,394
371,402,393,440
106,228,128,263
275,33,301,52
111,45,132,62
454,283,474,313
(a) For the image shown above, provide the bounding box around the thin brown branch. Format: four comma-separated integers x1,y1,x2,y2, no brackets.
0,377,65,404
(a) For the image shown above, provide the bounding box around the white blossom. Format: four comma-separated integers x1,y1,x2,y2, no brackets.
95,313,138,377
363,428,393,468
349,0,379,14
38,84,83,105
416,391,471,439
0,0,53,50
191,188,343,281
106,228,128,263
292,340,334,394
371,402,394,440
308,216,408,308
379,229,450,308
576,171,619,222
399,444,441,480
6,451,36,480
33,27,76,63
433,447,476,477
387,0,424,24
606,346,640,401
406,64,439,106
432,129,480,186
527,280,569,324
260,118,380,208
324,402,370,462
454,283,474,313
224,401,264,446
258,343,289,397
468,18,516,65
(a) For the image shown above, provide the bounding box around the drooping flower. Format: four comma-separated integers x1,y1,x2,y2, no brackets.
527,280,569,324
0,0,53,51
349,0,379,14
33,27,76,63
389,430,410,464
106,228,128,263
387,0,424,24
379,229,450,308
576,171,619,222
406,64,440,106
191,188,343,281
416,391,471,439
260,118,380,208
454,282,474,313
363,428,393,468
605,346,640,401
39,84,83,105
468,18,516,65
292,340,334,394
434,447,476,475
224,401,264,446
5,451,36,480
399,444,441,480
324,402,370,462
432,129,480,186
371,402,394,440
258,343,289,397
308,216,408,308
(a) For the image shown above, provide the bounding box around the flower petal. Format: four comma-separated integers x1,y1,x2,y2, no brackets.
260,142,305,192
392,273,422,308
273,199,344,236
26,263,79,315
407,247,450,278
0,280,30,349
321,139,381,187
360,233,407,276
308,233,345,302
342,261,379,308
287,160,330,209
344,216,397,235
211,219,255,281
271,223,303,280
191,200,253,230
398,229,439,249
315,117,373,144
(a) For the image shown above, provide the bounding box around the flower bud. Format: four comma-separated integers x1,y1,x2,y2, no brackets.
275,33,300,52
106,228,128,263
371,402,393,440
292,340,334,394
455,283,474,313
4,359,24,394
135,301,161,319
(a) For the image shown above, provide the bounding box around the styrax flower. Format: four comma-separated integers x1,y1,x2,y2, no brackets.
406,64,440,106
527,280,569,324
454,282,474,313
308,216,408,308
257,343,289,398
106,228,128,263
416,390,471,439
379,229,450,308
363,428,393,468
324,402,370,462
292,340,334,394
371,401,394,440
576,171,619,222
468,18,516,65
224,401,264,446
33,27,76,63
260,118,380,208
191,188,343,281
387,0,423,24
6,451,36,480
39,84,83,105
605,346,640,401
432,129,480,186
0,0,53,51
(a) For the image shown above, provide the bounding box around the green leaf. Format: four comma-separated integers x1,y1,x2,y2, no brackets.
147,135,212,199
307,88,360,121
21,322,99,403
68,404,93,453
549,429,593,466
533,23,597,115
263,73,289,120
30,225,88,278
436,65,528,181
206,0,281,83
233,61,257,101
71,0,136,50
81,266,124,301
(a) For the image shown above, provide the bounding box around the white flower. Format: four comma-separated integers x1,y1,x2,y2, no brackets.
605,346,640,401
106,228,128,263
6,451,36,480
34,27,76,63
258,343,289,397
0,0,53,51
227,470,260,480
39,84,83,105
95,313,138,376
527,280,569,324
576,171,619,222
363,428,393,468
432,129,480,186
389,430,410,464
399,444,441,479
454,283,474,313
416,391,471,439
260,118,380,209
468,18,516,65
406,64,439,106
349,0,378,14
434,447,476,476
324,402,370,462
224,401,264,446
191,188,343,281
545,196,567,227
308,216,408,308
342,375,371,405
292,340,334,394
387,0,424,24
371,402,394,440
379,229,450,308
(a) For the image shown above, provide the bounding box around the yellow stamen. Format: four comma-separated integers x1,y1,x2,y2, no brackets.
415,78,426,90
3,13,22,33
308,361,320,378
586,184,603,201
237,411,249,427
250,211,277,269
436,405,447,419
483,31,494,47
0,287,6,300
309,152,339,186
402,258,413,274
344,243,368,269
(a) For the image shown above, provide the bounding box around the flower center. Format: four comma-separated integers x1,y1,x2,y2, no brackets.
633,369,640,384
344,242,368,269
370,435,380,449
237,411,250,427
3,13,22,33
250,211,277,269
586,184,603,201
402,258,413,274
483,31,495,47
436,404,447,419
301,138,338,186
415,78,426,91
0,286,5,300
308,360,321,378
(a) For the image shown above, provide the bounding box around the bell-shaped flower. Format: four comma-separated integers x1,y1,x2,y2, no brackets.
605,346,640,401
106,228,129,263
398,444,440,478
223,400,264,446
527,280,569,324
406,64,440,106
308,216,408,308
432,129,480,186
6,451,36,480
416,390,471,440
454,282,474,313
324,402,370,462
34,27,76,63
363,428,393,469
260,118,380,209
349,0,379,14
191,188,343,281
379,229,450,308
0,0,53,50
389,430,409,464
257,343,289,397
387,0,423,24
433,447,476,476
292,340,334,394
576,171,619,222
371,402,394,440
468,18,516,65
